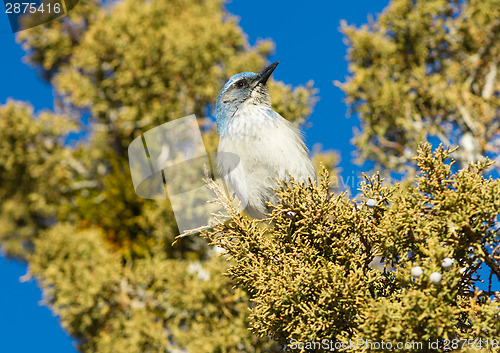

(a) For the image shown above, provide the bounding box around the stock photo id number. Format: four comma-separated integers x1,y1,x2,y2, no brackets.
2,0,78,32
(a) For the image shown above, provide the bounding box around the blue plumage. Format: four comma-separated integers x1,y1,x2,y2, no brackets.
215,62,316,219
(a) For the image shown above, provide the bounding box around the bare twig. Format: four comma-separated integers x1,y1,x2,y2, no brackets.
481,62,497,99
466,18,500,88
463,225,500,283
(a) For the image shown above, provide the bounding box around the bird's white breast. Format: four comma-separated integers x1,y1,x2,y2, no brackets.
217,103,315,218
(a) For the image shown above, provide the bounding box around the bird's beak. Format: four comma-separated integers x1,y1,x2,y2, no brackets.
256,61,279,86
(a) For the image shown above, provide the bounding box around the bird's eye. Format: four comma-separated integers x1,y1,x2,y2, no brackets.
235,80,246,88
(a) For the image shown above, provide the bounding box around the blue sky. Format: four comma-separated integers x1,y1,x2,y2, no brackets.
0,1,390,352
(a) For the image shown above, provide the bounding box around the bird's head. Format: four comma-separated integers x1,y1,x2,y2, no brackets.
215,62,279,135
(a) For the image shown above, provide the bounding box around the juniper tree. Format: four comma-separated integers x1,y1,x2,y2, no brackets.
1,0,335,351
12,0,328,258
0,101,75,259
339,0,500,172
203,143,500,352
2,0,498,352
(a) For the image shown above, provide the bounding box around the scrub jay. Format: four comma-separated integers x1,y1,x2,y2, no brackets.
215,62,316,219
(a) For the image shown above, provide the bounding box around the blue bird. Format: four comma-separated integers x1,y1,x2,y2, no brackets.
215,62,316,219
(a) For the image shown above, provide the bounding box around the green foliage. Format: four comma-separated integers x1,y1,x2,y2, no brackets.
15,0,321,257
29,223,280,352
203,144,500,351
0,100,75,259
4,0,498,351
339,0,500,171
2,0,326,350
17,0,102,80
